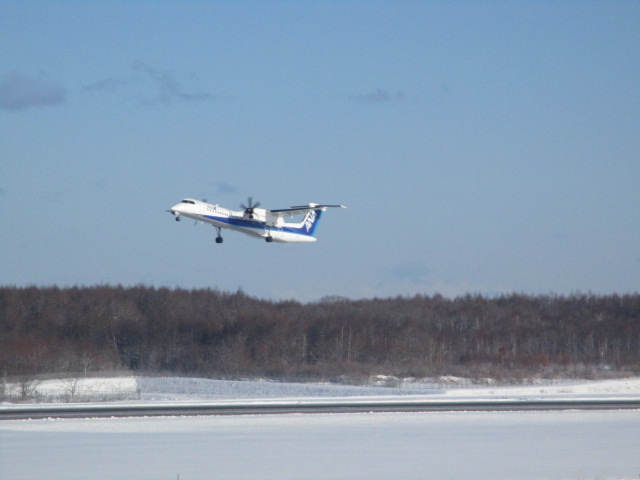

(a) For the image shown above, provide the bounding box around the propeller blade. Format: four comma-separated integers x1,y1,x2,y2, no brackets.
241,196,261,214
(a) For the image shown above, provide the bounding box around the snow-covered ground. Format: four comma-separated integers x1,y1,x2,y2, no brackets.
6,374,640,403
2,376,640,480
137,376,441,401
3,409,640,479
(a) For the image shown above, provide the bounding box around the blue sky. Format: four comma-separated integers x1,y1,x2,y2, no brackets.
1,1,639,301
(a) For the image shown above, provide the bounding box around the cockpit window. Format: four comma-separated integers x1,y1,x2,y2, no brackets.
181,200,196,205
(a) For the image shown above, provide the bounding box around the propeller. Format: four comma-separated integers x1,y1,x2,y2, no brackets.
240,197,261,219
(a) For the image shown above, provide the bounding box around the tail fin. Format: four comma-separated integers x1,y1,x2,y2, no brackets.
294,209,323,236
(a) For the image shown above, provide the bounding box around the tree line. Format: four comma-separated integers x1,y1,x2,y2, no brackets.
1,285,639,381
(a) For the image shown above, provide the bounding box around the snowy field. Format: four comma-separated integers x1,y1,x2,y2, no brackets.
3,376,640,479
2,409,640,479
6,374,640,403
136,375,640,402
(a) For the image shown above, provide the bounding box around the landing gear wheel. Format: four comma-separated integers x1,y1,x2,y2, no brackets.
214,226,223,244
266,236,273,243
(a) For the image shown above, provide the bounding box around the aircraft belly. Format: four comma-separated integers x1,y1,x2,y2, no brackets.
199,216,226,228
239,227,267,239
227,220,268,239
271,231,317,243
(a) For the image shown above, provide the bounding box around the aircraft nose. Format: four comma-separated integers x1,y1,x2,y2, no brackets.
168,203,183,216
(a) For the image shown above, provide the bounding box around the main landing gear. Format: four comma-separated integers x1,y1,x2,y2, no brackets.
214,226,223,244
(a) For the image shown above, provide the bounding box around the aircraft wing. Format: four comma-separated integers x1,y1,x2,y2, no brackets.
269,204,346,217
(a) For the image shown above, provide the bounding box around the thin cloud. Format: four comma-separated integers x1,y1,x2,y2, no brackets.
213,181,240,195
350,89,404,105
0,71,66,111
82,77,130,93
83,63,214,106
133,61,213,106
38,190,66,203
391,262,432,285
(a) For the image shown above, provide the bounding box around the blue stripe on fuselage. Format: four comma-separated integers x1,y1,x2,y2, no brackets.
202,209,322,236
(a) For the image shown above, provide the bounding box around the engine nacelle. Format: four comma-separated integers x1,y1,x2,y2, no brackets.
245,208,267,223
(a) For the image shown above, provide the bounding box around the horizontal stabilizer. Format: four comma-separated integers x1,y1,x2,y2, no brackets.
270,204,346,216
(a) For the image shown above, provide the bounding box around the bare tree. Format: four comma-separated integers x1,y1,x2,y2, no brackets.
17,374,41,401
63,375,81,401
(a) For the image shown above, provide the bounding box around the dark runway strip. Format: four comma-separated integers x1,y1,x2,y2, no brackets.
3,397,640,420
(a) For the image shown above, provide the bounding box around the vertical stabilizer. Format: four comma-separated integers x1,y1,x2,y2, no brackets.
291,209,323,236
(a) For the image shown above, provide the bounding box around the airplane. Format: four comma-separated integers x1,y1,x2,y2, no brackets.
168,197,346,243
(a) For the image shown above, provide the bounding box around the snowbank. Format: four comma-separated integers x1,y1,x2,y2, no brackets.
3,377,139,403
4,375,640,404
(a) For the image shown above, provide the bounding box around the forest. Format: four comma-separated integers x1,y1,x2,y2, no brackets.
1,285,639,382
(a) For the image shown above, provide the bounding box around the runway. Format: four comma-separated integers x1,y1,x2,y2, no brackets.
3,396,640,420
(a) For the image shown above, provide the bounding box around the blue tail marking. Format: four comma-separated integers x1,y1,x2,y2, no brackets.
287,209,323,236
